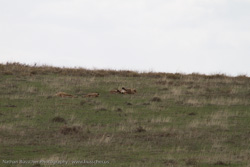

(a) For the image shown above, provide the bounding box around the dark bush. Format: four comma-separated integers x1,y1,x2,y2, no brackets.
151,97,161,102
135,126,146,133
60,126,81,135
52,116,66,123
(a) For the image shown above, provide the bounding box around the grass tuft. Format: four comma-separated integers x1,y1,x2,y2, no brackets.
60,126,81,135
151,97,162,102
52,116,67,123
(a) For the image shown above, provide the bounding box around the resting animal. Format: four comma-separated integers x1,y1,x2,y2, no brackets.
55,92,74,97
84,93,99,97
122,87,137,94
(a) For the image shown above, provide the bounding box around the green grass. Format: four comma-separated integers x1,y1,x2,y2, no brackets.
0,63,250,166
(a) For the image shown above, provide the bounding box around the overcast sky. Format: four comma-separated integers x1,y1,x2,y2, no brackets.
1,0,250,76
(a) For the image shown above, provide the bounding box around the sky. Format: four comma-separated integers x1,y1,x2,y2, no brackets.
0,0,250,76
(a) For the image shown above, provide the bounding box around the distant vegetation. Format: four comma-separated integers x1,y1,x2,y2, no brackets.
1,62,248,79
0,63,250,166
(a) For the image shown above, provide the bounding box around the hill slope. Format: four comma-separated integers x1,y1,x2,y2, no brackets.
1,63,250,166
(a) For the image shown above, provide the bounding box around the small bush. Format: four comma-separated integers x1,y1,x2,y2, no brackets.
186,158,197,166
97,108,107,111
126,102,132,105
155,81,167,85
166,73,182,79
30,71,37,75
236,75,248,80
206,74,227,79
4,104,17,108
3,71,13,75
80,101,86,106
52,116,66,123
135,126,146,133
60,126,81,135
116,108,123,112
214,161,230,166
188,112,197,116
163,159,177,166
151,97,161,102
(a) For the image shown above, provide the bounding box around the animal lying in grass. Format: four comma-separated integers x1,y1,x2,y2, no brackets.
55,92,99,98
110,89,127,94
84,93,99,97
122,87,137,94
55,88,135,98
110,87,137,94
55,92,75,97
110,89,121,94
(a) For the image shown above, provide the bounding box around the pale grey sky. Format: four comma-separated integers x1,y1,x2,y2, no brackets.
1,0,250,76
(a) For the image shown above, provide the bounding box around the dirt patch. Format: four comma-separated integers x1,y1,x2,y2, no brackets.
155,81,167,85
126,102,132,106
46,96,52,99
214,161,230,166
4,104,17,108
163,159,177,166
135,126,146,133
186,158,197,166
116,108,123,112
80,101,86,106
161,88,169,91
60,126,81,135
52,116,66,123
151,97,161,102
188,112,197,116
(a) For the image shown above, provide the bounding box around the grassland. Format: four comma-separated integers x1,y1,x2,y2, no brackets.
0,63,250,167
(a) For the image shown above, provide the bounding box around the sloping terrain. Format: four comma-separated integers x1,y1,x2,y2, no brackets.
0,63,250,167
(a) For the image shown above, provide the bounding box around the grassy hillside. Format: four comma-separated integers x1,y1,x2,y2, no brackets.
0,63,250,167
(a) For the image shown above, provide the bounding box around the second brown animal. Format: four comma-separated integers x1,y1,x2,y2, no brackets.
84,93,99,97
110,87,137,94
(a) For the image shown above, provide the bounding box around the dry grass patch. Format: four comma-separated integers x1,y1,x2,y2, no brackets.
198,151,246,166
149,117,171,123
170,87,183,96
189,110,232,129
0,123,14,131
185,98,202,106
169,146,188,153
184,97,250,106
60,125,82,135
94,105,108,112
19,107,38,118
209,97,249,106
118,118,140,132
87,134,113,146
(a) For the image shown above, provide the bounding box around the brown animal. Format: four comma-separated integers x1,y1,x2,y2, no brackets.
122,87,137,94
110,89,121,94
55,92,74,97
120,89,128,94
110,88,137,95
84,93,99,97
